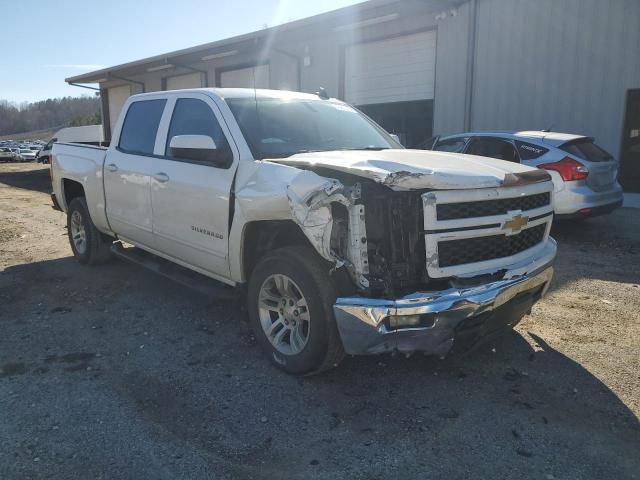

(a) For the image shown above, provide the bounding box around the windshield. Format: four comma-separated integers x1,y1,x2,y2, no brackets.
225,97,400,159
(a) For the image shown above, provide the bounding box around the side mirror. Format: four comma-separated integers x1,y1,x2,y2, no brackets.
169,135,218,162
389,133,401,145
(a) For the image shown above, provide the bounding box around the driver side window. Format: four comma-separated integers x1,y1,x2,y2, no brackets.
165,98,232,167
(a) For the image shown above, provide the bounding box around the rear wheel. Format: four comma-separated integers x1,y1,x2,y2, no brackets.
248,246,344,374
67,197,112,265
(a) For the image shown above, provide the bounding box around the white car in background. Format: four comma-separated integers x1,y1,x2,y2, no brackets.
18,148,37,161
431,131,623,220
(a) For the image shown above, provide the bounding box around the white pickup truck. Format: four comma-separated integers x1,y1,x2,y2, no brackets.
51,88,557,374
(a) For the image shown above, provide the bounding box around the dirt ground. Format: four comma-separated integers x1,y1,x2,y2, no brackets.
1,162,639,480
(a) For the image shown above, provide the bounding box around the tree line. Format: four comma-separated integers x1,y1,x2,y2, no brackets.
0,96,101,136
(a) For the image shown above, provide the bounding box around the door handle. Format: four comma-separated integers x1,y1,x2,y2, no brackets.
153,172,170,183
106,163,118,172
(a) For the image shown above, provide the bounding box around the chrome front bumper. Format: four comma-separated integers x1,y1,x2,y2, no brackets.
333,239,556,356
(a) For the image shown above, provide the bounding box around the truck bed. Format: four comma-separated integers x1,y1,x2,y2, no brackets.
51,142,110,233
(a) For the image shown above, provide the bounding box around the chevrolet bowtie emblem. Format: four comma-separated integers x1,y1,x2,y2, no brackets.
502,214,529,234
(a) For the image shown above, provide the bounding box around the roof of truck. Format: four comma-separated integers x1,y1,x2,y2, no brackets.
131,88,337,102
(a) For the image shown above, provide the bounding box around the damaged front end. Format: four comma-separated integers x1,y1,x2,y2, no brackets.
285,165,556,357
286,170,370,289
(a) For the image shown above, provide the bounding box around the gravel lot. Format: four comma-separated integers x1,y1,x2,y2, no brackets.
1,163,639,480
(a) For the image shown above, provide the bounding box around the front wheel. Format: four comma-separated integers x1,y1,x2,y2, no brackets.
67,197,112,265
248,246,345,375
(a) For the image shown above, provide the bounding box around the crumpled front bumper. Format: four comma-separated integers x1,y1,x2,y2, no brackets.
333,239,556,356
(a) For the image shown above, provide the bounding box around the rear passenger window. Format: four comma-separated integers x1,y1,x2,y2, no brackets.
466,138,519,163
515,140,549,160
433,137,468,153
165,98,232,167
118,99,166,155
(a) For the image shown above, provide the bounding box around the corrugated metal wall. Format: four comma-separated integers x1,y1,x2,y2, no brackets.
468,0,640,158
433,2,470,136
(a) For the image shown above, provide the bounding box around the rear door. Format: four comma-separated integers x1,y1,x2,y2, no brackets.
150,93,238,278
559,139,618,192
103,98,166,247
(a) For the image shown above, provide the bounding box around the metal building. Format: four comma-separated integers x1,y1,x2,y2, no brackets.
67,0,640,191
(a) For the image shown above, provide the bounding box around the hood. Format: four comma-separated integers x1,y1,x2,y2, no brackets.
271,149,549,190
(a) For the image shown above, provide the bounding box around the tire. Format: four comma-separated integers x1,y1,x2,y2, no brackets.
66,197,112,265
247,246,345,375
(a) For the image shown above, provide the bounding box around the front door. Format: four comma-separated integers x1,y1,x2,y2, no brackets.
150,94,238,278
620,89,640,193
104,98,167,247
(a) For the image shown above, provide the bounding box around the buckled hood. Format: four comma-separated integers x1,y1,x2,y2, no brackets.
272,149,550,190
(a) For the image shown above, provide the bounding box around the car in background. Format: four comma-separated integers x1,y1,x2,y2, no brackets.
0,147,19,162
18,148,37,161
430,131,623,220
37,125,105,164
36,139,55,163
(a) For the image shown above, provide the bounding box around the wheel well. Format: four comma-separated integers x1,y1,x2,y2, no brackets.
63,179,85,207
242,220,313,280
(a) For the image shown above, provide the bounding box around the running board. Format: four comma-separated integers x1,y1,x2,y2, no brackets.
110,242,235,301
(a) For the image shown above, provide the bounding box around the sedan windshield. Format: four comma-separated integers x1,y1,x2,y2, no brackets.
225,97,399,159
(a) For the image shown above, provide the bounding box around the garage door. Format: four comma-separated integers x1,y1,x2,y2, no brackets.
166,72,204,90
220,64,269,88
344,30,436,106
107,85,131,134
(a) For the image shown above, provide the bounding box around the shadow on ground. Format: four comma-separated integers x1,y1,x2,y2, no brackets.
0,164,51,194
1,255,639,479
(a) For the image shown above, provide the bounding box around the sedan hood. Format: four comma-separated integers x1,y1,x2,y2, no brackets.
272,149,549,190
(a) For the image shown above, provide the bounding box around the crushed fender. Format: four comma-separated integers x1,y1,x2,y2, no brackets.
286,170,369,289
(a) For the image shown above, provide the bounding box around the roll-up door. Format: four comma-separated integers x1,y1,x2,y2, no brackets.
344,30,436,106
107,85,131,134
219,64,269,88
165,72,204,90
344,30,437,148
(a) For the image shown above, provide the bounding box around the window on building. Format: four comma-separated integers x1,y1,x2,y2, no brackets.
165,98,232,166
119,99,166,155
466,137,520,163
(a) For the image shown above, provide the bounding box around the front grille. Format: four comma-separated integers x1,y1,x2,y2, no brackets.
436,192,550,220
437,223,546,267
